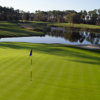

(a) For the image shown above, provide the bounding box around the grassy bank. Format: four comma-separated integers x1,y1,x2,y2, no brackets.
0,42,100,100
1,21,100,38
0,21,44,37
28,21,100,32
49,22,100,30
25,21,49,32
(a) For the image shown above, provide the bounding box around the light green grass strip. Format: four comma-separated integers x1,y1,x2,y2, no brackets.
0,42,100,100
50,23,100,30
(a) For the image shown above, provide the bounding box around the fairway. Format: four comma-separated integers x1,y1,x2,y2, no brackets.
0,21,43,37
0,42,100,100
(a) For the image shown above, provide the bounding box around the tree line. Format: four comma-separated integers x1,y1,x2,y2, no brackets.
0,5,100,25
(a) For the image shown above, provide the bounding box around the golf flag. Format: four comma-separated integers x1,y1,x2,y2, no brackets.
29,49,33,81
29,49,32,56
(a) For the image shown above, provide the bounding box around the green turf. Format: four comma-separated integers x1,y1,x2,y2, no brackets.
0,21,43,37
49,22,100,30
0,42,100,100
30,21,100,30
27,21,49,32
29,21,100,32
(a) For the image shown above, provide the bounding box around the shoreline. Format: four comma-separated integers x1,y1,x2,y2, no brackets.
76,45,100,50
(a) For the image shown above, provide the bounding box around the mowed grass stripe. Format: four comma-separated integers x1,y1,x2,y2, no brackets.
15,55,53,99
0,42,100,100
14,54,49,99
78,63,85,98
27,55,55,99
0,52,45,89
0,55,25,77
68,63,85,100
64,62,77,100
0,56,27,90
48,62,68,100
87,65,100,96
32,57,60,100
0,50,42,78
0,72,29,100
0,53,31,84
0,52,43,99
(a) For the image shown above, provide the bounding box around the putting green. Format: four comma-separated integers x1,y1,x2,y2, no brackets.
0,42,100,100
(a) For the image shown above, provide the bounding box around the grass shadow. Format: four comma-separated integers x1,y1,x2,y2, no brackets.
0,42,100,65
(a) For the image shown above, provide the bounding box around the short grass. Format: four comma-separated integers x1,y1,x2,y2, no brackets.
0,42,100,100
50,22,100,30
29,21,100,32
0,21,43,37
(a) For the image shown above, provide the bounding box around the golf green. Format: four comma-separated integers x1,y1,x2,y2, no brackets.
0,42,100,100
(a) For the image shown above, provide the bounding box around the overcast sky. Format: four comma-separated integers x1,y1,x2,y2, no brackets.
0,0,100,12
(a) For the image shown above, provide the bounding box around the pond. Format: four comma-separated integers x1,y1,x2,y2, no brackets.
0,27,100,45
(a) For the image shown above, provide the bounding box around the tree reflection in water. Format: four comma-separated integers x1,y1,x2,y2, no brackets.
0,27,100,45
47,27,100,45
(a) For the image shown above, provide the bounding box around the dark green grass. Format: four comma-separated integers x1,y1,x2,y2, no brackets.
26,21,50,32
0,21,43,37
0,42,100,100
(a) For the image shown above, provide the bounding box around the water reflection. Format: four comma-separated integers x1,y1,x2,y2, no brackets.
47,27,100,44
0,27,100,45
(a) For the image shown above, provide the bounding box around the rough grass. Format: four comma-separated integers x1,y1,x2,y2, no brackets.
0,42,100,100
0,21,43,37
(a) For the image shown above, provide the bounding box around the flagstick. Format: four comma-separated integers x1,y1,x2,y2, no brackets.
31,56,32,81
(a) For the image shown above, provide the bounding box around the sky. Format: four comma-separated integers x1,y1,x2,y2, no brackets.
0,0,100,12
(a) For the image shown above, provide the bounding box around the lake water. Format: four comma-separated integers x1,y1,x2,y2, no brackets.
0,27,100,45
